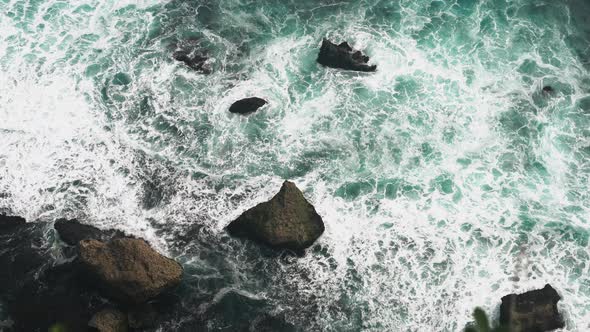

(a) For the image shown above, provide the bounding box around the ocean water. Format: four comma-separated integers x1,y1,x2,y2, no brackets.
1,0,590,330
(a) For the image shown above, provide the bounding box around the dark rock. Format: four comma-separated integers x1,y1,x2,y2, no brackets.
226,181,325,252
55,218,127,246
0,217,49,296
127,304,158,329
8,262,100,332
229,97,267,115
542,86,554,94
500,284,565,332
78,238,183,303
173,50,211,73
0,214,26,231
317,39,376,72
89,308,128,332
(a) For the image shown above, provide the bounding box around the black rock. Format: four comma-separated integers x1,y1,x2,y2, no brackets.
173,50,211,74
500,284,565,332
317,39,376,72
229,97,267,115
0,214,26,231
0,216,49,296
54,218,127,246
7,262,100,332
226,181,325,252
542,86,554,94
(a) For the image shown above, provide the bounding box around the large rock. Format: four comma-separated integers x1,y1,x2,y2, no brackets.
226,181,325,252
229,97,267,115
0,214,26,230
55,218,126,246
89,308,128,332
78,238,183,303
500,284,565,332
317,39,376,72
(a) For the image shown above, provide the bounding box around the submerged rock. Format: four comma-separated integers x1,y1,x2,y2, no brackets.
173,50,211,73
226,181,325,252
229,97,267,115
500,284,565,332
78,238,183,303
89,308,128,332
317,38,376,72
55,218,126,246
542,85,554,95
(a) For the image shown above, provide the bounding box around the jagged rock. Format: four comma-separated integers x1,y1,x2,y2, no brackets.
55,218,126,246
229,97,267,115
89,308,128,332
226,181,325,252
317,39,376,72
78,238,183,303
500,284,565,332
173,50,211,73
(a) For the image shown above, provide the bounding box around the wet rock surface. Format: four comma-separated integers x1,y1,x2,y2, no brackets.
226,181,325,252
55,218,127,245
78,238,183,304
228,97,267,115
500,284,565,332
317,38,377,72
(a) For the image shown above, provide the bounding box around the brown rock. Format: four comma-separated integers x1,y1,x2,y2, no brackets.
78,238,183,303
89,308,128,332
226,181,325,252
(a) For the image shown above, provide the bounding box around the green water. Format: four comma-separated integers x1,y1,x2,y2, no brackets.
1,0,590,330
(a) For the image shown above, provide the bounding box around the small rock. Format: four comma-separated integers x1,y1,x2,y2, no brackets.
89,308,128,332
127,304,158,329
317,38,376,72
500,284,565,332
173,50,211,73
54,218,126,246
78,238,183,303
229,97,267,115
226,181,325,252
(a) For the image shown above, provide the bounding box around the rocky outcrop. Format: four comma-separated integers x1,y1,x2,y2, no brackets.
78,238,183,303
226,181,325,252
55,218,126,246
317,39,376,72
229,97,267,115
89,308,128,332
0,214,26,230
173,50,211,73
500,284,565,332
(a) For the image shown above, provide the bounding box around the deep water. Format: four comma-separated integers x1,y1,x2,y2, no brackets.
1,0,590,330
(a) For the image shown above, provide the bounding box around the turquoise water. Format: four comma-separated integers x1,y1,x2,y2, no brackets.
1,0,590,330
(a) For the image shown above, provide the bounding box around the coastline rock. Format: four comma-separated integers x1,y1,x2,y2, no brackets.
229,97,267,115
500,284,565,332
0,214,26,230
55,218,126,246
78,238,183,303
317,39,376,72
226,181,325,252
128,304,158,329
89,308,128,332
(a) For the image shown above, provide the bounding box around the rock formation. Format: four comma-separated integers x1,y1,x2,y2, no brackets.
317,38,377,72
226,181,325,252
229,97,267,115
500,284,565,332
78,238,183,303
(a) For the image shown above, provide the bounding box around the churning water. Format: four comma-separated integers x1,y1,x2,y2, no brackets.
1,0,590,330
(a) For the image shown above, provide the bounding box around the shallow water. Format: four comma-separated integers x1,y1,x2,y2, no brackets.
1,0,590,330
